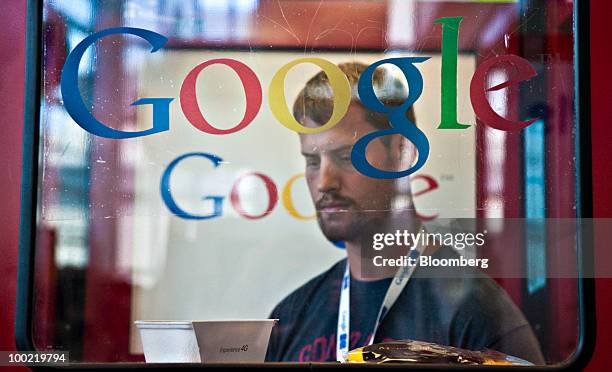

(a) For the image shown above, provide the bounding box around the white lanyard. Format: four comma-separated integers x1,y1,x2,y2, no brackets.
336,235,425,362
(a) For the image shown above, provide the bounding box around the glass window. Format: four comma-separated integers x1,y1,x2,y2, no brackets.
24,0,588,367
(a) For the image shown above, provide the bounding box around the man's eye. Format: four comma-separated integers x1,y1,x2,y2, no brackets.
305,158,320,167
338,153,351,163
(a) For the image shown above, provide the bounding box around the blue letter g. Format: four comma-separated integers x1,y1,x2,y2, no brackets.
60,27,173,139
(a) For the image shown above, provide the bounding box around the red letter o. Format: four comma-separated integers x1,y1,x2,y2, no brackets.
230,172,278,219
180,58,262,135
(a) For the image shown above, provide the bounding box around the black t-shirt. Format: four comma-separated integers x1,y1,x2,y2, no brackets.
265,247,545,364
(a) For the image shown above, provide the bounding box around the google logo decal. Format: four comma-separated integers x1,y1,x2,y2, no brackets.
59,17,538,219
60,17,539,180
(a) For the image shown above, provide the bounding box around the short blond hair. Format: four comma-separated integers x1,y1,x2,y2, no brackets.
292,62,416,131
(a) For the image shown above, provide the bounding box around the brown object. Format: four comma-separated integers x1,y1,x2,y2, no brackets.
346,340,532,365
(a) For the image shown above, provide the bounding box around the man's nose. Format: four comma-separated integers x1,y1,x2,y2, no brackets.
317,157,341,193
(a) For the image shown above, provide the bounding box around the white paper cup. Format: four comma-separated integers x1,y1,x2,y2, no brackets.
192,319,277,363
136,319,277,363
135,321,201,363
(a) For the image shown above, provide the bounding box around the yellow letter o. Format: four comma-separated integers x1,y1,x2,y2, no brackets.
282,173,315,220
269,58,351,134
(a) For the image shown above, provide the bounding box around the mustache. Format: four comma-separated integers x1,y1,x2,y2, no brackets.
315,193,356,210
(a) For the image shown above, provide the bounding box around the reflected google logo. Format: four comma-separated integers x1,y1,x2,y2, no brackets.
160,152,440,221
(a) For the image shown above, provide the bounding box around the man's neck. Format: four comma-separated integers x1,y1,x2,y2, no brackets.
345,243,395,281
345,215,422,281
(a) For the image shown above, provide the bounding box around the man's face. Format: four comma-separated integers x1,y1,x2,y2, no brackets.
299,103,401,243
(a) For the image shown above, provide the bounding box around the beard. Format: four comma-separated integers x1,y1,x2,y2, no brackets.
317,209,364,242
315,192,381,243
